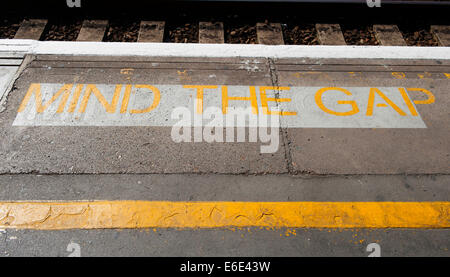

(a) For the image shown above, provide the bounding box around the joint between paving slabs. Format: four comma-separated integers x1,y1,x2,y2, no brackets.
0,55,35,114
267,57,294,174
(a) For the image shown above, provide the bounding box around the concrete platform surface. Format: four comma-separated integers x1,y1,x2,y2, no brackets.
0,44,448,257
1,55,448,175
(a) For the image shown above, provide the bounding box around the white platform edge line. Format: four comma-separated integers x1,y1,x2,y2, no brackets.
1,39,450,60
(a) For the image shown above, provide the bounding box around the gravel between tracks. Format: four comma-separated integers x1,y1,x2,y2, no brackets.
41,18,82,41
0,18,21,39
282,23,319,45
225,21,257,44
399,24,439,46
105,19,140,42
165,22,199,43
342,24,379,45
0,15,446,46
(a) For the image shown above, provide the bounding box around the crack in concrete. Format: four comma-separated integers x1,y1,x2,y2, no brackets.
30,206,53,225
47,206,89,223
234,214,252,222
256,212,275,221
0,209,13,225
267,57,294,174
209,206,223,219
162,213,181,223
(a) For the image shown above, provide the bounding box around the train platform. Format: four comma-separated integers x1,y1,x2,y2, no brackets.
0,40,449,257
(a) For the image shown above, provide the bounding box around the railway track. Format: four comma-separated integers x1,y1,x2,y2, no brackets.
1,1,450,46
1,16,449,47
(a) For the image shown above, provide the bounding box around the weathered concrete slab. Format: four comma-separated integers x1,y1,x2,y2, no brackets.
1,174,448,201
76,20,107,42
0,56,287,174
199,22,224,44
2,228,449,257
0,173,447,256
138,21,165,43
274,58,450,174
315,24,346,45
373,25,406,46
0,45,448,257
431,25,450,46
256,23,284,45
0,55,448,175
14,19,47,40
0,66,19,101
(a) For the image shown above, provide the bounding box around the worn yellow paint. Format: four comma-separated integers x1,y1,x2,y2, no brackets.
315,87,359,116
18,83,73,113
399,88,418,116
120,68,134,75
183,85,218,114
222,85,258,115
120,84,133,114
68,84,84,113
407,88,435,105
78,84,121,114
0,201,448,230
129,85,161,114
366,87,406,116
260,86,297,116
392,72,406,79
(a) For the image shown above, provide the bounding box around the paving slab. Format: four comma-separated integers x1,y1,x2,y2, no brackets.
1,55,449,175
0,173,448,257
0,56,287,174
1,228,449,257
0,50,448,256
0,66,19,102
0,174,448,201
274,58,450,174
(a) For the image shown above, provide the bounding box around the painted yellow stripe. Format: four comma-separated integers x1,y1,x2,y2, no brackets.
0,201,448,230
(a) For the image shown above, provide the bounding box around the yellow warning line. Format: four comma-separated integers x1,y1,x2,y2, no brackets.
0,201,448,230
